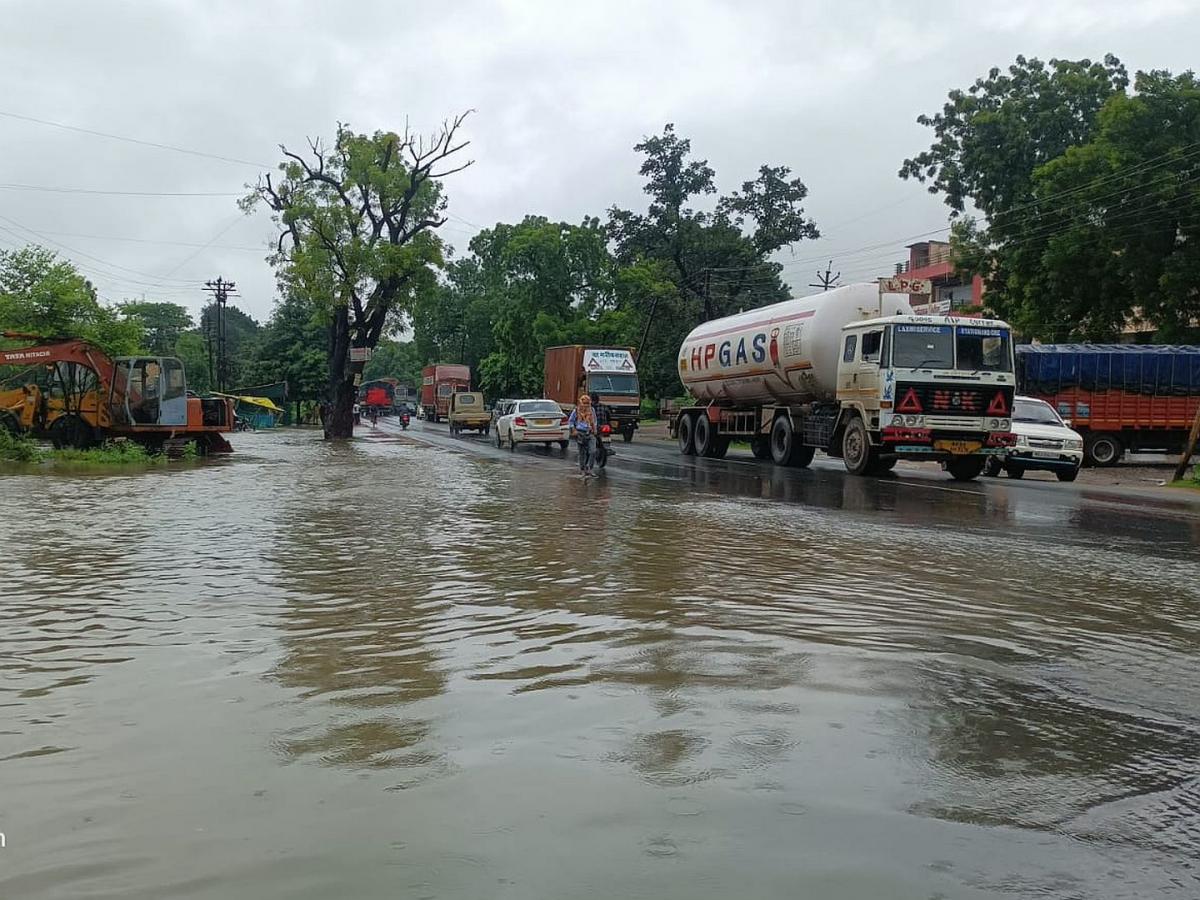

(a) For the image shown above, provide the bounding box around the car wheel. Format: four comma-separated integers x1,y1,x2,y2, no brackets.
508,431,516,452
494,428,502,448
841,416,876,476
1057,468,1079,483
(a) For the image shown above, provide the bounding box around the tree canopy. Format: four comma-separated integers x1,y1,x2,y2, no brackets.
902,56,1200,341
119,300,193,356
246,116,472,437
0,246,143,355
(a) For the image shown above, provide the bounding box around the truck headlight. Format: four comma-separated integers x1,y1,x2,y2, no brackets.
1015,435,1029,448
998,419,1011,431
891,415,905,427
1064,439,1082,451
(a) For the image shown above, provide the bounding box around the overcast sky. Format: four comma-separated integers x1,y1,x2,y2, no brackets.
1,0,1196,324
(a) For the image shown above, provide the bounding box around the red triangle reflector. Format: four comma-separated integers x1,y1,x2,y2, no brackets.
897,387,923,413
986,390,1009,416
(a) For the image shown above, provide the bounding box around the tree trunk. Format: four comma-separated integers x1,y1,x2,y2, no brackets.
325,306,356,439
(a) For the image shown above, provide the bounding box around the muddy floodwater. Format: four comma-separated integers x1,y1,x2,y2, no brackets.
3,428,1200,899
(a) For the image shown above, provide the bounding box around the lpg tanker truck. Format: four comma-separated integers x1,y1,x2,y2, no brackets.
670,282,1018,480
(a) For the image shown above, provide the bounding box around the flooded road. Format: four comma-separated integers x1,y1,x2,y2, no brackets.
3,426,1200,899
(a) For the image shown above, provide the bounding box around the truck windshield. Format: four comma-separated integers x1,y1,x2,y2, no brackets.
892,325,954,369
956,326,1012,373
587,373,639,395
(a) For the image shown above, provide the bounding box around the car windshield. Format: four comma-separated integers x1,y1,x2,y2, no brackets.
956,326,1012,372
1013,399,1062,425
587,373,639,395
892,325,954,369
517,401,562,415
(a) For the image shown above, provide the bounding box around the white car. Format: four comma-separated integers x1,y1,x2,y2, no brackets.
986,395,1084,482
494,399,569,451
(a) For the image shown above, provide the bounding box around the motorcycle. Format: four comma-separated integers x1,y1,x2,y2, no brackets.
400,411,411,430
596,423,614,469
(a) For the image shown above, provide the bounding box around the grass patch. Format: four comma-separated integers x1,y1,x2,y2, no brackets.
0,430,198,467
1169,477,1200,491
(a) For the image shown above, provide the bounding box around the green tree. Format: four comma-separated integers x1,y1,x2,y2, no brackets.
174,331,212,394
0,246,144,355
119,300,194,356
245,116,472,438
200,303,261,389
894,55,1200,340
608,124,819,397
245,294,328,403
362,338,422,388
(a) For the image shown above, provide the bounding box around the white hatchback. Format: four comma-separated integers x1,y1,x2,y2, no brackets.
495,399,569,452
987,396,1084,482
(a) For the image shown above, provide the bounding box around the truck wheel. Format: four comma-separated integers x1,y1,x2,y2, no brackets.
868,455,896,474
792,443,815,468
947,456,986,481
49,414,96,450
623,428,634,443
769,415,795,465
1085,433,1122,467
710,437,730,459
677,413,697,455
841,417,876,476
750,435,771,460
0,411,20,436
694,413,718,457
984,457,1003,477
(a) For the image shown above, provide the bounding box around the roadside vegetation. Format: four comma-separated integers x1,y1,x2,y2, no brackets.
0,429,198,467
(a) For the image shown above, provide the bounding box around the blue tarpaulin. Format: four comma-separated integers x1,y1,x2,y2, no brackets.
1016,345,1200,396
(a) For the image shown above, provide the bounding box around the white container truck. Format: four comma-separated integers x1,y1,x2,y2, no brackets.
670,282,1018,480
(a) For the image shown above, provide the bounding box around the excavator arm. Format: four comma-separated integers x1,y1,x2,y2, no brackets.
0,332,117,391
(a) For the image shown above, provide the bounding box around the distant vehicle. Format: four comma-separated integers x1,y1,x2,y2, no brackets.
669,283,1017,480
986,396,1083,481
358,379,397,416
447,391,490,436
1016,344,1200,467
491,399,515,429
494,399,569,451
544,345,641,442
420,363,471,422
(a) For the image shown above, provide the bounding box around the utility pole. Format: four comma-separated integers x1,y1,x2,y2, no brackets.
202,278,236,392
809,261,841,292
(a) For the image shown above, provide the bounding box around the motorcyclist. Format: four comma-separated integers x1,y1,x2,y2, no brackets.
590,392,611,467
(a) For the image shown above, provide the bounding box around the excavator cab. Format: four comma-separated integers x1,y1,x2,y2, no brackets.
111,357,188,427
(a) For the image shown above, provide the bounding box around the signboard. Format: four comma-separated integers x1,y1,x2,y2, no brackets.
583,348,636,373
349,346,372,362
878,276,932,295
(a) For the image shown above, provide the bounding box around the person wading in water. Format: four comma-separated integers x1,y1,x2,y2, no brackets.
567,394,597,478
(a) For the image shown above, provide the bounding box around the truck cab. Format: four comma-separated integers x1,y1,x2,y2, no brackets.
836,315,1016,478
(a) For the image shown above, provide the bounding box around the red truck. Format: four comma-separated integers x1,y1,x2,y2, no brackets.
420,364,471,422
1016,344,1200,466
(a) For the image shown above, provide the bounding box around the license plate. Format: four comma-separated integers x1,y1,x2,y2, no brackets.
934,439,982,455
533,419,554,426
1033,450,1060,459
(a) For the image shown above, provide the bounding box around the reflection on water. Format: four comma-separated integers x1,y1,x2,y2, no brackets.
2,428,1200,899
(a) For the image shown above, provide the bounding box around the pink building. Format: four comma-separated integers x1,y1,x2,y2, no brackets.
892,240,984,314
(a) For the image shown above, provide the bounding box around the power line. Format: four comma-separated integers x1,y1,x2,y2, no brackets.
0,109,271,169
0,182,242,197
16,228,266,252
